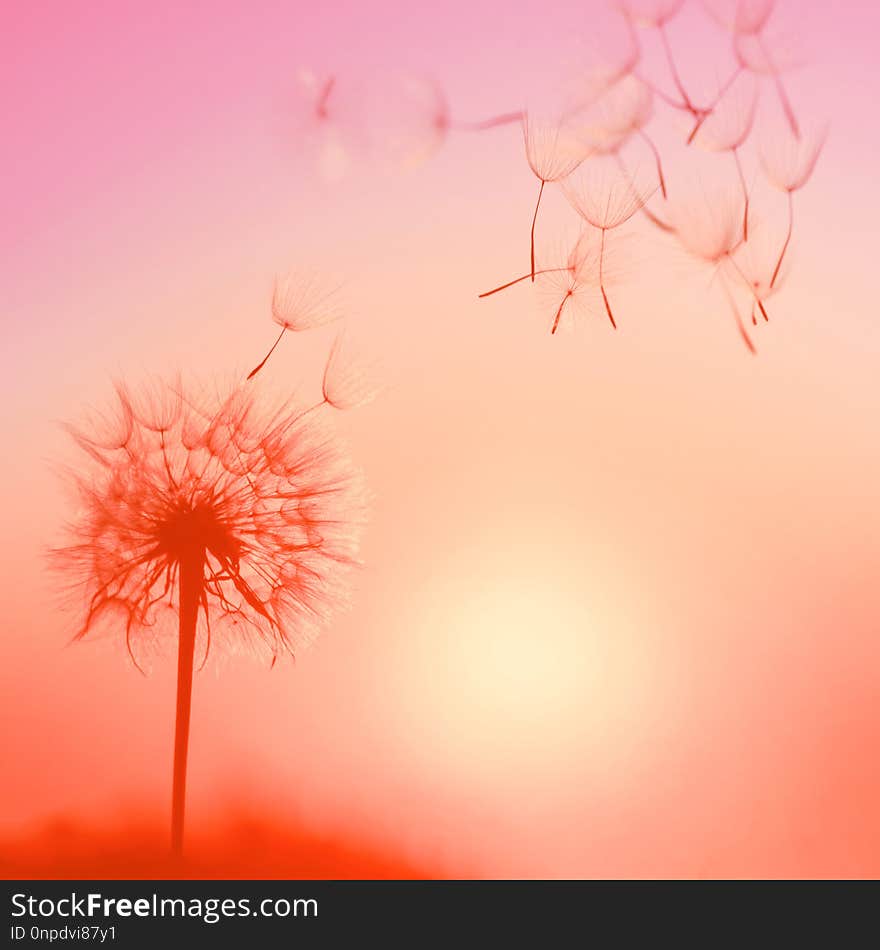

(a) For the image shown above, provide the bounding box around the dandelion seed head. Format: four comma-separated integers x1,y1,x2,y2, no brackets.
53,379,365,668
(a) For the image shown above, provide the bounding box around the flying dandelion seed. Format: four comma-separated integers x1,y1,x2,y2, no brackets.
247,272,344,380
287,68,360,181
691,72,759,240
562,158,657,328
618,0,704,125
522,112,590,283
52,377,366,855
568,73,669,199
760,120,826,288
362,74,452,170
670,187,771,345
733,23,803,138
725,217,788,326
537,229,609,335
361,72,524,169
478,230,608,336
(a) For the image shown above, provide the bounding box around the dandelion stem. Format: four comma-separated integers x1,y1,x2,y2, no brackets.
732,148,749,242
659,25,696,115
452,111,524,132
721,280,756,354
478,267,568,298
757,34,800,139
171,546,204,857
551,293,571,334
639,129,667,199
771,190,794,289
726,253,769,321
530,179,545,282
686,66,741,145
247,327,287,381
599,229,616,329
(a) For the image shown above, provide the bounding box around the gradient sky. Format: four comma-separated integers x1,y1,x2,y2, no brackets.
2,0,880,877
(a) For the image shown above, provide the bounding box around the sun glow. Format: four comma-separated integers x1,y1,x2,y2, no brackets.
391,561,655,791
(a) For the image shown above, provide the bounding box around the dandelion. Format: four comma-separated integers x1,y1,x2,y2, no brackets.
562,159,657,327
522,112,589,282
691,73,759,240
760,121,827,287
247,272,344,380
53,377,365,855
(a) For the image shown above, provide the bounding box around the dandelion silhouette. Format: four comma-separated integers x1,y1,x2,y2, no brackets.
562,160,657,327
53,377,364,855
760,121,826,288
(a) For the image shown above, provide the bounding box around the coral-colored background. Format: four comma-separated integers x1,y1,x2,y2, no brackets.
1,0,879,877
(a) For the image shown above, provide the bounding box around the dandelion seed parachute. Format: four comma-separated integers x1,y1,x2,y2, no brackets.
522,112,590,282
536,229,608,335
669,188,771,342
733,26,803,137
562,159,658,327
247,273,344,380
690,72,759,240
760,121,827,287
